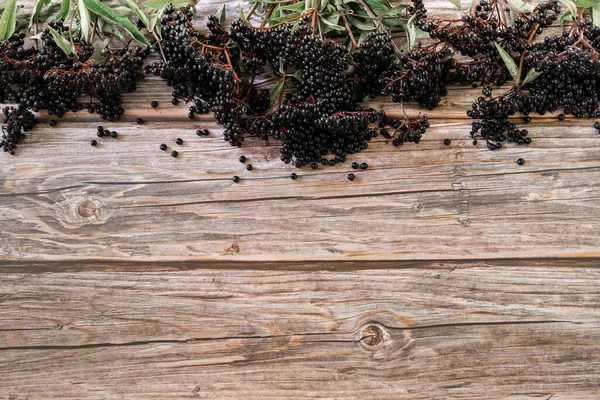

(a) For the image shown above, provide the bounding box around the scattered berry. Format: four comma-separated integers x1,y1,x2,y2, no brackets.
90,140,97,146
347,173,356,181
443,138,451,145
160,144,167,151
175,138,183,145
171,150,178,157
517,158,525,166
232,175,240,183
151,101,158,108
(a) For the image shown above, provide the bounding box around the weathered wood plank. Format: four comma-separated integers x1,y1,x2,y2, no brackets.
1,264,599,399
1,119,599,262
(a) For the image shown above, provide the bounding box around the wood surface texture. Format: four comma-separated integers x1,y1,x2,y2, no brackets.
1,0,599,398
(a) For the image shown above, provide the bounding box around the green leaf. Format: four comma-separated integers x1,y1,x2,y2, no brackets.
90,37,109,60
143,0,191,10
347,15,376,30
382,16,405,26
507,0,535,11
364,0,389,16
494,42,518,83
147,11,158,33
270,79,284,104
382,4,404,16
48,25,74,56
78,0,91,41
292,69,303,81
238,8,249,24
279,1,305,12
560,10,573,26
447,0,461,9
114,6,133,16
593,4,600,26
56,0,70,19
320,13,345,30
38,0,62,20
575,0,599,7
520,68,543,86
0,0,17,40
405,15,428,48
357,29,370,45
29,0,50,30
215,4,226,26
83,0,150,45
560,0,577,17
119,0,149,27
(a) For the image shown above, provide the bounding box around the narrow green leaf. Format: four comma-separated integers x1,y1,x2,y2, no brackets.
320,14,345,31
447,0,461,9
347,15,376,30
270,79,284,104
560,10,573,26
279,1,305,12
0,0,17,40
83,0,150,45
143,0,191,11
560,0,577,18
382,4,404,16
279,57,285,75
119,0,149,27
114,6,133,16
575,0,599,7
56,0,70,19
48,25,74,56
520,68,543,86
238,8,249,24
147,11,158,33
593,4,600,27
29,0,51,30
382,17,405,27
38,0,62,20
77,0,90,41
507,0,535,11
357,29,370,45
406,14,416,49
494,42,518,83
215,4,226,26
364,0,389,16
292,69,303,81
90,37,109,60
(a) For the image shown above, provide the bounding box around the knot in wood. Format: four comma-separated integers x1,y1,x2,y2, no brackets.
360,323,386,349
77,200,98,218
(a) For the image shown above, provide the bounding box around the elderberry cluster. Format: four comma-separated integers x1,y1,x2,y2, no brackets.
0,19,147,154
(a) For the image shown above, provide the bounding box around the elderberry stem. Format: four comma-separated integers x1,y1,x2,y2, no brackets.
340,11,357,48
516,23,539,86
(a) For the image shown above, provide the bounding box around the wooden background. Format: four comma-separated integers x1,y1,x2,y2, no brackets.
1,0,600,398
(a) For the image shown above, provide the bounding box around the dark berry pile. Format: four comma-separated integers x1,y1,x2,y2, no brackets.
0,19,147,154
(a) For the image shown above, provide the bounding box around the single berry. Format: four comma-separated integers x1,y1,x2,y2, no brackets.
558,114,565,121
49,120,57,127
524,116,531,123
347,173,356,181
232,175,240,183
443,138,451,146
136,118,144,124
246,164,253,171
97,131,103,138
360,162,368,170
311,163,318,169
351,162,359,169
151,101,158,108
290,173,297,180
160,144,167,151
90,140,97,146
171,150,178,157
110,131,118,138
97,125,104,132
239,156,246,163
202,129,209,136
172,98,179,105
524,137,532,144
594,122,600,130
175,138,183,145
517,158,525,166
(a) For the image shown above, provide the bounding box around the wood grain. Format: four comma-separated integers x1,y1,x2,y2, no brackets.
1,264,600,399
1,1,600,398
